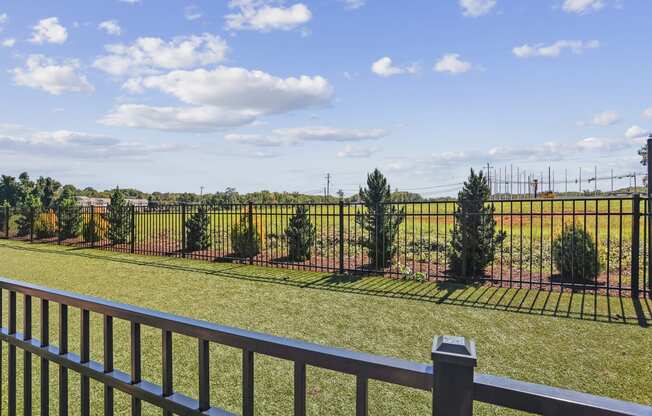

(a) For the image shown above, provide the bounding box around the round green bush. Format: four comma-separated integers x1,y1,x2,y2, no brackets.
552,227,601,281
231,218,261,258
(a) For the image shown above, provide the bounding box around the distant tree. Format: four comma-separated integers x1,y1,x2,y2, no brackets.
286,206,316,261
231,214,261,258
185,206,211,252
16,194,41,237
356,169,405,268
106,188,132,245
449,169,506,280
35,176,61,209
58,197,82,239
0,175,20,206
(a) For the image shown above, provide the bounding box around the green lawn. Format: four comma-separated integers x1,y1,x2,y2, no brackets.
0,239,650,415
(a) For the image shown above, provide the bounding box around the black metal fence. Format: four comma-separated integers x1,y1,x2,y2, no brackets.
2,195,651,297
0,277,650,415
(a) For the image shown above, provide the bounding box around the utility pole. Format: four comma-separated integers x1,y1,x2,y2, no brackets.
579,168,582,194
565,168,568,194
325,173,331,197
594,166,598,196
200,186,204,197
611,169,614,193
548,166,551,193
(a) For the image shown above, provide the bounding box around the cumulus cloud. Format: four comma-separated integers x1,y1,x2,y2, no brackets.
592,110,620,126
434,54,472,74
562,0,604,14
225,0,312,32
184,5,202,21
98,20,121,36
459,0,496,17
513,40,599,58
371,57,419,77
643,107,652,119
0,124,175,160
100,104,259,132
341,0,366,9
225,127,387,147
2,38,15,47
11,55,94,95
93,34,228,76
0,13,7,31
30,17,67,44
337,144,380,158
625,125,649,139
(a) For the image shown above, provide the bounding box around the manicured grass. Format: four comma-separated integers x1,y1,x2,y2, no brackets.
0,239,650,415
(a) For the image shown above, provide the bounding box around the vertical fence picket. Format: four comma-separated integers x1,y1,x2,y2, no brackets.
632,194,641,297
355,376,368,416
243,349,254,416
59,304,68,416
23,294,33,415
80,309,90,416
130,322,142,416
103,316,114,415
8,291,16,416
198,339,210,411
293,361,306,416
162,330,173,416
41,299,50,416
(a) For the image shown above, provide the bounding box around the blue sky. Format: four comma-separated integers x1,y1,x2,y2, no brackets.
0,0,651,196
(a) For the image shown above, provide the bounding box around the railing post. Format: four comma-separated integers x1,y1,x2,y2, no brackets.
57,205,62,245
339,200,345,274
248,201,254,265
181,203,187,258
130,205,136,254
632,193,640,297
431,336,477,416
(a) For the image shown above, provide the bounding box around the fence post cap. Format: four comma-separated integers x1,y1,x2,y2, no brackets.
432,336,477,367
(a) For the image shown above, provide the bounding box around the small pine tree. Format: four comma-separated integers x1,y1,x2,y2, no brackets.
356,169,405,268
231,215,261,258
106,188,132,245
286,206,315,261
185,206,211,252
58,197,82,239
449,169,505,280
16,194,41,237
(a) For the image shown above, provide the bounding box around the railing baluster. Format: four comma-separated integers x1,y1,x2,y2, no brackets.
80,309,90,416
41,299,50,416
355,375,368,416
198,339,210,411
162,330,173,416
0,288,3,416
59,304,68,416
23,294,32,415
104,315,114,415
8,291,16,416
294,361,306,416
131,322,142,416
243,349,254,416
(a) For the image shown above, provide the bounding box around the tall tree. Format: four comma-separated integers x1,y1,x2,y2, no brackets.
185,206,211,252
106,188,132,245
286,206,316,261
449,169,505,280
356,169,404,268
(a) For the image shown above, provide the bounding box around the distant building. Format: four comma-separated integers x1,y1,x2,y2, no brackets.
75,196,148,207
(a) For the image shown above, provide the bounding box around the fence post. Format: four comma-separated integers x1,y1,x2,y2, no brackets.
339,200,345,274
631,193,640,297
647,135,652,299
30,206,34,242
248,201,254,265
57,205,62,245
90,205,95,248
130,205,136,254
181,204,186,258
431,336,477,416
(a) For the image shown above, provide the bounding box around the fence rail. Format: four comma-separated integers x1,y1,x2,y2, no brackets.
2,195,651,297
0,277,650,415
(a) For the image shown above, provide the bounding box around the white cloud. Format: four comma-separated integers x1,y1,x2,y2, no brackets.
341,0,366,9
118,0,141,3
0,124,175,160
1,38,15,47
185,5,202,21
371,57,419,77
100,105,258,132
643,107,652,119
592,110,620,126
93,34,228,76
225,0,312,32
98,20,121,36
0,13,7,31
434,54,472,74
29,17,67,44
130,66,333,114
11,55,94,95
513,40,599,58
459,0,496,17
625,125,649,139
337,144,380,158
562,0,604,14
225,127,387,147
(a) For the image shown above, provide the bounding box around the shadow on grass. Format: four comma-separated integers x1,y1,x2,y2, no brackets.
1,241,650,327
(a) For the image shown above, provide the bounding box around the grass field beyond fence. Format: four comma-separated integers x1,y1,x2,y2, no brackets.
0,240,650,415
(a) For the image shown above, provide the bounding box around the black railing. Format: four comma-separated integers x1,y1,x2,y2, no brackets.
0,278,649,415
1,195,651,297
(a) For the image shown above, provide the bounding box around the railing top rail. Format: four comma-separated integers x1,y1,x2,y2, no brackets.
0,277,432,390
